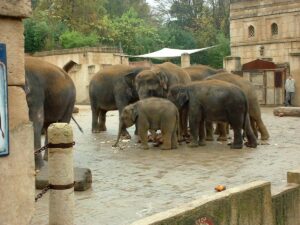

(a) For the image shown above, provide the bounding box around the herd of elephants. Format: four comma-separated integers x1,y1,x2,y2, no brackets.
24,56,270,169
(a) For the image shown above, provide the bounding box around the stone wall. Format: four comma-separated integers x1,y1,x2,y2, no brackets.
0,1,35,225
130,169,300,225
33,49,129,104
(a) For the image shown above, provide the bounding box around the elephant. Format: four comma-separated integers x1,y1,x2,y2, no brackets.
113,97,179,150
89,65,146,137
183,64,220,81
25,56,76,169
206,72,269,140
135,62,191,137
167,80,257,149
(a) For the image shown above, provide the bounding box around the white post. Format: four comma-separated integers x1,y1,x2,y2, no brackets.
48,123,74,225
181,53,190,68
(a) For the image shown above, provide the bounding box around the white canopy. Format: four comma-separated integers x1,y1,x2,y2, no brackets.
132,46,215,60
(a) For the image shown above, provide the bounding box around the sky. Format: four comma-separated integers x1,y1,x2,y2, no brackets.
146,0,158,6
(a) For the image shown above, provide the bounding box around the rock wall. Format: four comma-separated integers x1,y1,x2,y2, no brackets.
0,1,35,225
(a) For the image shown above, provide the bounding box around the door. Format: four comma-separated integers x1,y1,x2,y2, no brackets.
250,72,265,104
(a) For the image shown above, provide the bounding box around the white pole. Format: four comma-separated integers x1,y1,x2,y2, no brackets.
48,123,74,225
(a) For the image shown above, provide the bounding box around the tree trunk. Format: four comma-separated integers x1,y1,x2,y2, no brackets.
273,107,300,117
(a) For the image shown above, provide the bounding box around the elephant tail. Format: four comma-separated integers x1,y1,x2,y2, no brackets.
242,92,249,139
72,116,84,133
176,109,181,141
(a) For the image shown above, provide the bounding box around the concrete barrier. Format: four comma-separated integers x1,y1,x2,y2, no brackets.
131,169,300,225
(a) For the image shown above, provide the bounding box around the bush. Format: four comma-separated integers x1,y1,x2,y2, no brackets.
59,31,99,49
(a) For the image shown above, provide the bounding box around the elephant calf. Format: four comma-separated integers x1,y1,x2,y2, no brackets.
113,97,179,150
167,80,257,149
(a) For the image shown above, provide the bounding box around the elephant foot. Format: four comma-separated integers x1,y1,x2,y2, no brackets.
198,140,206,146
260,134,270,141
206,136,214,141
92,128,101,133
244,141,257,148
99,126,107,131
217,136,227,141
188,141,198,148
230,143,243,149
141,144,149,150
160,145,172,150
171,144,178,149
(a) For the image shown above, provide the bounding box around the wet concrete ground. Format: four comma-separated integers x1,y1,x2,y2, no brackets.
30,106,300,225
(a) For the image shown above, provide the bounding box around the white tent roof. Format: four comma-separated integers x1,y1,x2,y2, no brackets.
133,46,215,60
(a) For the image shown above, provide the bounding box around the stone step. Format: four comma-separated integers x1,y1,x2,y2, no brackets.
36,164,92,191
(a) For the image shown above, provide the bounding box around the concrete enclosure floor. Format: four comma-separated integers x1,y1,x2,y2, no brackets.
30,106,300,225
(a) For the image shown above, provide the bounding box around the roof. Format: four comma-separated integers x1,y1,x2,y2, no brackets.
131,46,216,60
242,59,277,71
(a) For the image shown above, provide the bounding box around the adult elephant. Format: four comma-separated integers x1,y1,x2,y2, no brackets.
168,80,257,149
25,57,76,169
184,64,220,81
206,72,269,140
135,62,191,137
89,65,145,137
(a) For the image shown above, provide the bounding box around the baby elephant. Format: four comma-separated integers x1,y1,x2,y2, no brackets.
113,97,179,150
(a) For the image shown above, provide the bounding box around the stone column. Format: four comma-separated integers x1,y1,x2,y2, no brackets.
223,56,241,72
0,1,34,225
181,53,190,68
48,123,74,225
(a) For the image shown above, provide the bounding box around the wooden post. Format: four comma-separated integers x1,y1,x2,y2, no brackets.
48,123,74,225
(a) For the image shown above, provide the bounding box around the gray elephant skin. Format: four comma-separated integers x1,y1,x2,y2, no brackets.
167,80,257,149
135,62,191,137
183,64,219,81
25,56,76,169
206,72,269,140
114,97,179,150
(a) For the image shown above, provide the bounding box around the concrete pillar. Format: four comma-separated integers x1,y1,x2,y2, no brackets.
181,53,190,68
48,123,74,225
0,1,34,225
287,169,300,184
223,56,241,72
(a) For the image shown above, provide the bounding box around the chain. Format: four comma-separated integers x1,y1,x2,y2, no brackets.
34,142,75,155
35,185,50,202
34,144,49,155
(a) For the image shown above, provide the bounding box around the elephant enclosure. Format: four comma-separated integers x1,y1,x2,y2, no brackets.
30,106,300,225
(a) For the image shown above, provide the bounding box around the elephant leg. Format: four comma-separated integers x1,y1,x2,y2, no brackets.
217,123,227,141
171,129,178,149
138,119,149,150
231,126,243,149
255,117,269,140
198,119,206,146
99,109,107,131
91,107,101,133
205,121,214,141
32,107,45,169
245,115,258,148
160,132,172,150
179,106,189,138
188,110,200,148
250,117,258,138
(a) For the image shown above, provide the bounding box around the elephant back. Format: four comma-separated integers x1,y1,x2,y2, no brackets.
156,62,191,86
184,64,218,81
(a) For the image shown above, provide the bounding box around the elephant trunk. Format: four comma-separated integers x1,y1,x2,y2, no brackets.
113,122,124,147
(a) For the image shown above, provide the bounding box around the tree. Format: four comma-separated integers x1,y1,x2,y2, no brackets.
59,31,99,49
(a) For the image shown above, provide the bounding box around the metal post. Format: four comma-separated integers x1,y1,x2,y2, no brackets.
48,123,74,225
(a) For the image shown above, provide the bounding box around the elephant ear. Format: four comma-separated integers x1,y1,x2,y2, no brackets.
157,70,168,90
124,68,144,87
130,104,138,122
171,85,188,108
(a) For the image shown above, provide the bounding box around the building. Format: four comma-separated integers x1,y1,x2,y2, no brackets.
33,47,129,104
225,0,300,106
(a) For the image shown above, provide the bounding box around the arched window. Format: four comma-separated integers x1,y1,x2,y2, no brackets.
248,25,255,37
271,23,278,36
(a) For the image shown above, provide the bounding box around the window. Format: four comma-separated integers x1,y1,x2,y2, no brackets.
271,23,278,36
248,25,255,37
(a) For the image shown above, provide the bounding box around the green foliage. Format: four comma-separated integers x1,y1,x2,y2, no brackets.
59,31,99,49
24,0,231,69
